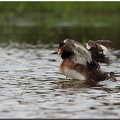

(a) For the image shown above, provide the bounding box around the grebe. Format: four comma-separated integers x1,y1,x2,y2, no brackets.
54,39,116,85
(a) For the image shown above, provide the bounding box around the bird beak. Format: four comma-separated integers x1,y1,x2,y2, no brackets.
52,51,58,54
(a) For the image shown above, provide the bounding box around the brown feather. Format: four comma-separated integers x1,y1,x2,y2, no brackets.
96,40,116,50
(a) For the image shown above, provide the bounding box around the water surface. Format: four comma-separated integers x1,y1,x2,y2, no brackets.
0,13,120,47
0,44,120,118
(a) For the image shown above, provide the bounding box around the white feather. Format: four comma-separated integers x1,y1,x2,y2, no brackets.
64,68,86,80
85,43,91,49
63,39,67,43
73,43,92,65
100,44,108,55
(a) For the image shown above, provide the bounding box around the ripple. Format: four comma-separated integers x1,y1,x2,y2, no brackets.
0,46,119,118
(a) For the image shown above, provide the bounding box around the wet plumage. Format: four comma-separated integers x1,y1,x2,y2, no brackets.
56,39,116,85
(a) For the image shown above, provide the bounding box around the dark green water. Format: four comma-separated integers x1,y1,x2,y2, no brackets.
0,13,120,48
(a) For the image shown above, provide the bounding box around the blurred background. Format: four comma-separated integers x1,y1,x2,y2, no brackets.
0,1,120,48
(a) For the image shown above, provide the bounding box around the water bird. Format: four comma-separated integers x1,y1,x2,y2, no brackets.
54,39,116,85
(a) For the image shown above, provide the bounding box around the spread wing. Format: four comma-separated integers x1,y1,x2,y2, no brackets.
59,39,115,68
85,40,116,64
96,40,116,51
62,39,92,65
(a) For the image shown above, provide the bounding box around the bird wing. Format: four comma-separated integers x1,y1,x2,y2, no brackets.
96,40,116,52
85,40,116,64
62,39,92,65
86,40,116,55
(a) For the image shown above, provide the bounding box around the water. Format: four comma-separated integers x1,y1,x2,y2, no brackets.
0,44,119,118
0,13,120,47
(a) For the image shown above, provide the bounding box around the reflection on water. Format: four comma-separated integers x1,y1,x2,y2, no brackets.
0,14,120,47
0,44,119,118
